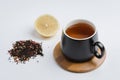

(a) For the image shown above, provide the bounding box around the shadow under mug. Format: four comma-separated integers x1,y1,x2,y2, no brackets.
61,19,105,62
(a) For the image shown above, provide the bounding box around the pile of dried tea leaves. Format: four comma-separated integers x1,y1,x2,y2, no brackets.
8,40,43,64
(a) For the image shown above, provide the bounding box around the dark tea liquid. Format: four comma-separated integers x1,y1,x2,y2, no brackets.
66,23,95,39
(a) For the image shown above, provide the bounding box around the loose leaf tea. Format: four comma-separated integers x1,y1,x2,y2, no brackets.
8,40,43,64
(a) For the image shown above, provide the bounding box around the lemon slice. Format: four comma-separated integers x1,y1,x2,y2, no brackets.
35,14,59,37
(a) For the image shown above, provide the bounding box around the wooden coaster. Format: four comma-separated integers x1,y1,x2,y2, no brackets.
53,42,106,73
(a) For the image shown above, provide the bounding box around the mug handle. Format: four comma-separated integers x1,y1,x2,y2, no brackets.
93,42,105,58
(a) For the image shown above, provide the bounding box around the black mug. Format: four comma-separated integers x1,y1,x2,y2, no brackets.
61,19,105,62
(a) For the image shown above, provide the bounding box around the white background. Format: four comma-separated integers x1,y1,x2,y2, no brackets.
0,0,120,80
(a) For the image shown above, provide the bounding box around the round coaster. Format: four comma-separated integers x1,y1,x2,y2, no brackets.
53,42,106,73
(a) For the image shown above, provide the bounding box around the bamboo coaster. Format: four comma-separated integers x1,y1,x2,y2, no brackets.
53,42,106,73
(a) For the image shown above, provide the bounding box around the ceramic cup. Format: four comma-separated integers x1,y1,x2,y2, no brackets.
61,19,105,62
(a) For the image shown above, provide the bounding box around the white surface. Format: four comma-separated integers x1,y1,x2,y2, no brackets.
0,0,120,80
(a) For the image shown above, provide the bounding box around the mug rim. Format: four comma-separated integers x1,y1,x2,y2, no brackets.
63,19,97,40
